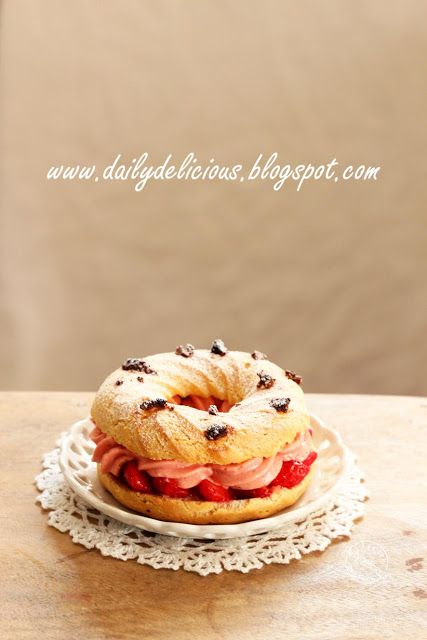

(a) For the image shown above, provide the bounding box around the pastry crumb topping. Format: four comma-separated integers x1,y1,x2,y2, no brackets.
122,358,157,375
204,424,228,440
115,380,123,386
270,397,291,412
208,404,219,415
210,339,228,356
257,371,276,389
251,350,267,360
140,398,168,411
175,343,195,358
285,369,303,385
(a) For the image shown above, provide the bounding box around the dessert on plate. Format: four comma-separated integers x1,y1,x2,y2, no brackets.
89,341,317,524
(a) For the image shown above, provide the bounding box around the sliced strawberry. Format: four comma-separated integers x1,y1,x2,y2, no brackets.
123,461,152,493
152,477,192,499
304,451,318,466
197,480,233,502
233,484,275,499
219,399,232,413
271,460,309,489
212,396,223,410
188,394,208,411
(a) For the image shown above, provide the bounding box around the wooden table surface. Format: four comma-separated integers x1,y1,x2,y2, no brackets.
1,392,426,640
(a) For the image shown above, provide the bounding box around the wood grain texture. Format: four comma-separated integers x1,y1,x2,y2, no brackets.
1,392,426,639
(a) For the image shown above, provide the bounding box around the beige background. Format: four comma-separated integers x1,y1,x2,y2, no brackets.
1,1,426,394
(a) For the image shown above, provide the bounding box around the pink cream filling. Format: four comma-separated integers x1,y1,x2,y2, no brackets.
90,425,314,490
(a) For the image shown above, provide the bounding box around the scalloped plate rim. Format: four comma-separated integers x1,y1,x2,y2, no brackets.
59,413,349,539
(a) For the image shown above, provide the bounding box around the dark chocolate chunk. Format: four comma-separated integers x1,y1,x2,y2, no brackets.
122,358,157,374
175,343,195,358
122,358,145,372
269,397,291,412
251,350,268,360
285,369,303,385
140,361,157,375
140,398,168,411
210,339,228,356
115,380,123,386
137,376,144,383
208,404,219,415
257,371,276,389
204,424,228,440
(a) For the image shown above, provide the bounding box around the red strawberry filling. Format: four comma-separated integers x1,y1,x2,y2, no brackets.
120,451,317,501
197,480,234,502
151,477,194,499
124,461,152,493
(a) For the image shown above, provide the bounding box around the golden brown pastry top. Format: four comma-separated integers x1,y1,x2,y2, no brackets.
91,348,309,465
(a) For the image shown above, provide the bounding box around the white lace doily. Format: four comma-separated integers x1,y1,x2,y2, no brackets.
35,436,368,575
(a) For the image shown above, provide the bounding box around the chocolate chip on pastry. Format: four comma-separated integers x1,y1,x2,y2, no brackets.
204,424,229,440
140,398,168,411
122,358,157,374
141,361,157,375
251,350,268,360
122,358,145,372
210,339,228,356
269,397,291,413
285,369,303,385
257,371,276,389
175,343,195,358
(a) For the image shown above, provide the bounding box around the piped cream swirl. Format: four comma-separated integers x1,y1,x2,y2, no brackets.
91,425,313,490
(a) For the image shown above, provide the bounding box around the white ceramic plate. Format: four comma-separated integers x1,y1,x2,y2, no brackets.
59,414,349,539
